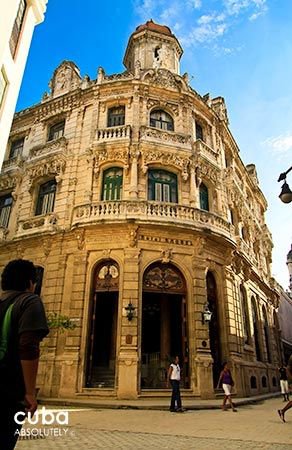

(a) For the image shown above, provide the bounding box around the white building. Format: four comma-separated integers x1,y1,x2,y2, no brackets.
0,0,48,165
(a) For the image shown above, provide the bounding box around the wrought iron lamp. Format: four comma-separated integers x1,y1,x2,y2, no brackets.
125,301,136,321
278,166,292,204
202,302,212,324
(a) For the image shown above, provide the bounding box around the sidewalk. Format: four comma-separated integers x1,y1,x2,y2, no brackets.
38,391,281,411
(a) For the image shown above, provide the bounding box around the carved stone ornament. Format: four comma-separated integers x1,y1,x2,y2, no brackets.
75,228,85,250
26,157,66,192
92,148,129,178
196,160,219,184
129,226,139,248
146,98,179,116
161,248,173,264
193,236,206,256
49,61,81,98
143,263,185,294
0,174,20,191
142,68,188,93
42,238,52,257
95,261,119,291
142,150,190,180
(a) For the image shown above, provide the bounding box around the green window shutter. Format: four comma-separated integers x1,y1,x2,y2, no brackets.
199,183,209,211
102,168,123,201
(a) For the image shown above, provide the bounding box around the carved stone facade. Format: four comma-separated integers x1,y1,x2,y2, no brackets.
0,21,280,400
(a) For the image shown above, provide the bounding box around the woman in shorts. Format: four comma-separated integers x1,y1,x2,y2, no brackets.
217,362,237,412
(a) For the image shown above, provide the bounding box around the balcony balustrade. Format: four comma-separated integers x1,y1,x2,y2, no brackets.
96,125,131,141
28,137,68,161
16,213,58,237
72,200,233,238
1,155,23,173
194,139,219,165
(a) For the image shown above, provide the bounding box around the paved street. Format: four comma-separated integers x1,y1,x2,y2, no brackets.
16,398,292,449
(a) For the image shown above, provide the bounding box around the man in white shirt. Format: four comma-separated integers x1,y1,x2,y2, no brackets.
167,355,184,412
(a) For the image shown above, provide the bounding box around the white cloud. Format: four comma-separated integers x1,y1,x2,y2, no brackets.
223,0,267,16
262,134,292,155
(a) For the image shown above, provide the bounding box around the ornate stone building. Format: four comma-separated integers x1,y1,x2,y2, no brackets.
0,20,281,399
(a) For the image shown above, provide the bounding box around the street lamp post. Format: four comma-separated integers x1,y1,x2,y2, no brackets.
278,166,292,204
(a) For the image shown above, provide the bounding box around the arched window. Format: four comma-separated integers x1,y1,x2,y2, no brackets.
102,167,123,201
150,110,174,131
262,306,271,363
195,123,203,141
35,180,56,216
199,183,209,211
148,169,177,203
108,106,125,127
240,285,251,344
251,297,261,361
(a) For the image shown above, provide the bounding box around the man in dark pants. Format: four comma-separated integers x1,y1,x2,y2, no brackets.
0,259,49,449
167,355,184,412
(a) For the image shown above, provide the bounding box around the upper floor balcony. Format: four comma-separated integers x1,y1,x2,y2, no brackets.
1,155,23,173
139,126,192,150
71,200,234,240
15,213,59,238
194,139,219,166
96,125,131,142
28,137,68,162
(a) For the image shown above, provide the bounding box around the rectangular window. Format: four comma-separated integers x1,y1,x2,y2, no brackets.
155,183,162,202
0,195,13,228
0,68,7,109
36,180,56,216
9,0,27,57
9,137,24,159
48,121,65,141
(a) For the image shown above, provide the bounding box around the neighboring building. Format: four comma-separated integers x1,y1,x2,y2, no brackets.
0,0,48,164
0,21,281,400
277,245,292,363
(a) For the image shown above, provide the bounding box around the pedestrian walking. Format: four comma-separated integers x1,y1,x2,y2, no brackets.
167,355,184,412
0,259,49,449
278,357,292,423
217,362,237,412
279,364,289,402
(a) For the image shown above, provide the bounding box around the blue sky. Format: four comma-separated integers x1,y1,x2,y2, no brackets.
17,0,292,288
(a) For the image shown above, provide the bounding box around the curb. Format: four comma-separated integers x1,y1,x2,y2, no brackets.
38,392,281,411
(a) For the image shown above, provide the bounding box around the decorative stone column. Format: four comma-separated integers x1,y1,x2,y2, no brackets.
129,147,139,199
189,164,198,207
117,247,140,399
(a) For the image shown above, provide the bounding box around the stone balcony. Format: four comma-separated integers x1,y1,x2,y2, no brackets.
194,139,219,165
1,155,23,173
15,213,59,237
139,126,192,149
96,125,131,142
28,136,68,161
72,200,234,239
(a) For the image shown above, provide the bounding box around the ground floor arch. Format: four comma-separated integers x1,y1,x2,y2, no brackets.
141,262,189,389
86,260,119,388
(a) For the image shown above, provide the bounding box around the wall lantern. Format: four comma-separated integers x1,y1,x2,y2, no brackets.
125,301,136,321
202,302,212,324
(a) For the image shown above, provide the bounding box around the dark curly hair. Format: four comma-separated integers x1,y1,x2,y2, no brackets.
1,259,37,291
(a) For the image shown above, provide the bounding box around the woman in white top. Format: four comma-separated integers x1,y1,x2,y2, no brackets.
167,355,184,412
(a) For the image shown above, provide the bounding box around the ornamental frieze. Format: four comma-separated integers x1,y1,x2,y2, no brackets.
26,158,66,192
0,174,21,191
146,98,179,116
91,148,129,177
196,160,220,184
142,68,188,92
28,136,69,160
141,149,190,180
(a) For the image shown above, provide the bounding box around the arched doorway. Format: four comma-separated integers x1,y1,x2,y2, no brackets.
141,263,189,389
206,271,221,387
86,260,119,388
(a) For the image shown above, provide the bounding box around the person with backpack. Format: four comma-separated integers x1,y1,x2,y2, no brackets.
0,259,49,449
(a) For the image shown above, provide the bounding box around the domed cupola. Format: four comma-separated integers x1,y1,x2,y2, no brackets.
123,19,183,75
